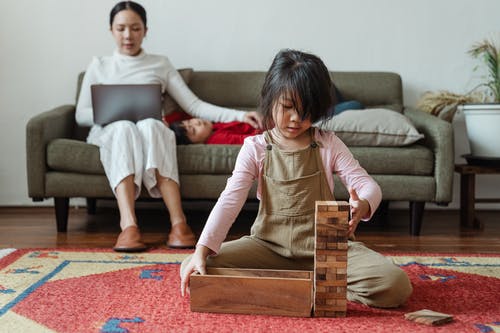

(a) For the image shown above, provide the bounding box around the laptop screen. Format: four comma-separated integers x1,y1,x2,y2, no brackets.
91,84,162,126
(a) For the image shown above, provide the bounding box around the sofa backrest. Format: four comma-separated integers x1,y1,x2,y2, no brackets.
332,72,403,112
76,70,403,112
189,71,265,109
189,71,403,112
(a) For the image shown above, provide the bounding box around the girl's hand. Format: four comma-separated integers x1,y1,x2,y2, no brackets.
348,187,371,237
243,111,264,129
180,245,210,296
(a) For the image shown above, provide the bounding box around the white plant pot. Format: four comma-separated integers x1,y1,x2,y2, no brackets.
462,103,500,158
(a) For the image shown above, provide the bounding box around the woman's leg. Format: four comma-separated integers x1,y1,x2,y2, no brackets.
156,171,196,248
113,175,147,251
136,119,195,248
87,121,146,251
115,175,138,230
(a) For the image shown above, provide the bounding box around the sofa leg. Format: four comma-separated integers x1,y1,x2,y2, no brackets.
365,200,389,227
409,201,425,236
54,197,69,232
86,198,97,215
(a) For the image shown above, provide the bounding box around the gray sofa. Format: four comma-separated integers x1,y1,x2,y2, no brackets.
26,71,454,235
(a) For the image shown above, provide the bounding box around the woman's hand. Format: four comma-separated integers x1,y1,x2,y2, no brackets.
243,111,264,129
180,245,211,296
348,187,371,237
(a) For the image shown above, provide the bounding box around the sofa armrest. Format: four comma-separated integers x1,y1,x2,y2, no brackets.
404,107,454,203
26,105,76,199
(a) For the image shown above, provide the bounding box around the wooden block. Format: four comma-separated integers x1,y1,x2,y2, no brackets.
316,249,347,256
326,242,337,250
317,203,329,211
337,243,348,250
404,309,454,326
316,291,346,299
315,212,333,219
190,268,313,317
315,261,348,268
315,280,347,287
316,286,327,293
325,311,346,318
336,286,347,294
315,201,349,212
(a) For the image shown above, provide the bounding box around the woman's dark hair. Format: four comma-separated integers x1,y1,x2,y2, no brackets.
259,49,336,128
109,1,147,28
169,121,192,145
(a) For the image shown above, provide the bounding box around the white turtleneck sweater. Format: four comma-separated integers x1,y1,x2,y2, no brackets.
76,50,247,127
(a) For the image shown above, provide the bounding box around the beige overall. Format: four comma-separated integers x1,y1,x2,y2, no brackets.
188,130,412,308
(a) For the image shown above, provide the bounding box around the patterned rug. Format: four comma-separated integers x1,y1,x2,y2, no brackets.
0,249,498,333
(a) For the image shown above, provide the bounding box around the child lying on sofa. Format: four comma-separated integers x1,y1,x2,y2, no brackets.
163,112,262,145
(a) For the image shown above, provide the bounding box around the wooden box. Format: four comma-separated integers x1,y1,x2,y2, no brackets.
190,201,349,317
190,267,313,317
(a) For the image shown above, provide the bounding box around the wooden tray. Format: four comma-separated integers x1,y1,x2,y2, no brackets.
190,267,313,317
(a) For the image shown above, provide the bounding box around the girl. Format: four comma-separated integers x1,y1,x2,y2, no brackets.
180,49,412,308
75,1,263,252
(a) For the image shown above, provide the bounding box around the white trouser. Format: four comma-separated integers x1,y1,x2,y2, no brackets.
87,118,178,198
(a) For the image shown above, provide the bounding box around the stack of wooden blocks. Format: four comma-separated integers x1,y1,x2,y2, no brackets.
314,201,349,317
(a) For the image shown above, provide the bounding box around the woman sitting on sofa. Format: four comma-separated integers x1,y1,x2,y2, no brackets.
75,1,263,252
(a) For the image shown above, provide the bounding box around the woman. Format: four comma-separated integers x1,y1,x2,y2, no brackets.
76,1,262,252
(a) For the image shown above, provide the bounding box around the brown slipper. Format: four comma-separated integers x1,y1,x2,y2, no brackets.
113,225,148,252
167,223,196,249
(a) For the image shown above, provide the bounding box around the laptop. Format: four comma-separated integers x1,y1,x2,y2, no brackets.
91,84,162,126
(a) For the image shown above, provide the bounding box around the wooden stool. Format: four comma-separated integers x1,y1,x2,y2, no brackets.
455,164,500,229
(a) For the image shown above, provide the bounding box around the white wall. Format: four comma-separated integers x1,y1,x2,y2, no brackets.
1,0,499,208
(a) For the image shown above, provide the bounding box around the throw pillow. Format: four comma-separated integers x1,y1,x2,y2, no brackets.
318,108,424,146
163,68,193,116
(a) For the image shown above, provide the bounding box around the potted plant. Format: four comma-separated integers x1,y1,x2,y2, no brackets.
462,35,500,159
417,33,500,160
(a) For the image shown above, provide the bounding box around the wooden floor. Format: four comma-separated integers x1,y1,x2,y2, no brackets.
0,202,499,253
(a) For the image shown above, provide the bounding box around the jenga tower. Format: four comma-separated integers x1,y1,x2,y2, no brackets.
313,201,349,317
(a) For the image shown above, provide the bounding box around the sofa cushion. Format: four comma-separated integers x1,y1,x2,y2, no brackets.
350,145,433,175
319,108,424,146
46,138,433,177
47,139,102,174
176,144,242,174
47,139,243,175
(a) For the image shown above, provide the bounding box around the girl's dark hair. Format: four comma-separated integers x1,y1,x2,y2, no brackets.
169,121,192,145
109,1,147,28
259,49,336,128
